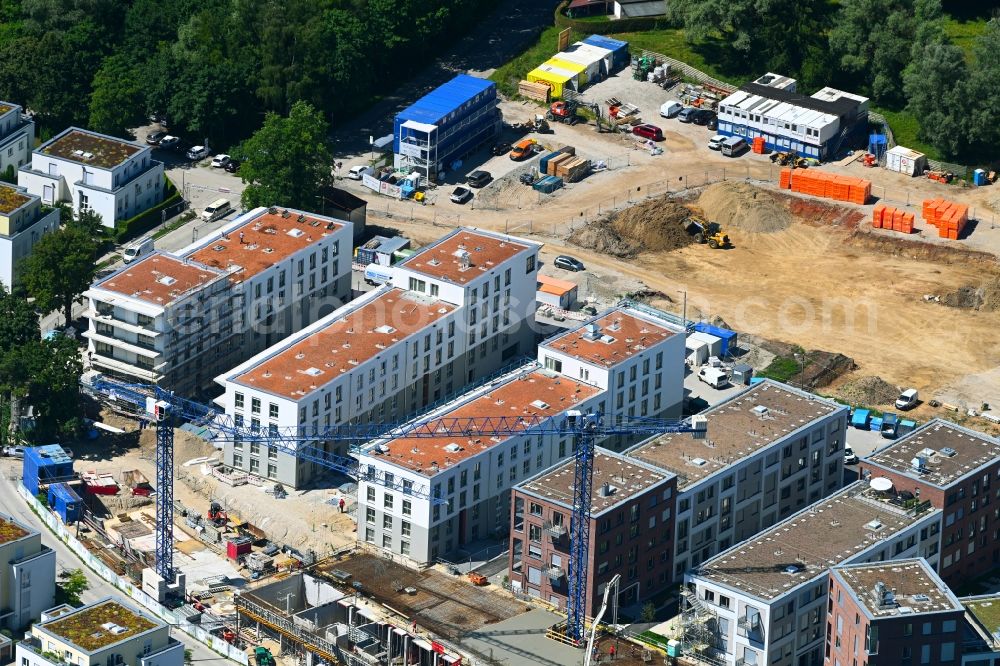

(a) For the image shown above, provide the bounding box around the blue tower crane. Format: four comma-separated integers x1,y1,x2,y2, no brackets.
83,373,704,644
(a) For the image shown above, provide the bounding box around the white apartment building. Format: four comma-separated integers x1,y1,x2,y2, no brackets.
0,182,60,290
18,128,164,226
0,512,56,630
682,482,942,666
0,102,34,177
627,381,848,579
212,227,542,488
83,206,353,395
356,364,606,565
17,598,183,666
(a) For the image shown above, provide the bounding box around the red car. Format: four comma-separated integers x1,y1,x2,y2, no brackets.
632,124,664,141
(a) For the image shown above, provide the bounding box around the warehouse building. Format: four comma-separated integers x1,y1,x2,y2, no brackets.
682,481,941,666
858,419,1000,587
215,227,542,487
628,380,848,579
826,558,964,666
84,206,353,395
0,513,55,630
393,75,501,181
716,74,869,160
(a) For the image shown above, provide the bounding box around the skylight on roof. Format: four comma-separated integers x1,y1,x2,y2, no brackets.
374,325,397,334
156,275,176,286
303,367,323,377
287,228,305,238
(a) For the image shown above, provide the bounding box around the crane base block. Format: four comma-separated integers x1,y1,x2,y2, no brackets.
142,567,186,603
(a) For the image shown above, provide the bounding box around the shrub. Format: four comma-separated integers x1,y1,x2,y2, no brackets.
113,178,183,243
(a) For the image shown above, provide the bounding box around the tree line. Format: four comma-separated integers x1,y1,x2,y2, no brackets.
666,0,1000,162
0,0,491,149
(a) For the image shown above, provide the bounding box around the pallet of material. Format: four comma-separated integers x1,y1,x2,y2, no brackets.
518,80,550,103
872,203,914,233
556,158,591,183
546,152,573,176
778,167,870,204
922,198,968,240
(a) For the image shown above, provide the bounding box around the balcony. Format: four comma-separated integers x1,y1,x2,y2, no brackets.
544,521,567,538
546,565,565,581
87,309,161,337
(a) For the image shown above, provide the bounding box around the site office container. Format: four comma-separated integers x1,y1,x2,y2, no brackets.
568,42,615,76
553,49,601,82
393,75,497,156
548,57,590,88
527,62,581,99
582,34,629,72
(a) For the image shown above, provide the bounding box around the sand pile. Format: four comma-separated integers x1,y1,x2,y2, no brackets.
569,196,695,258
942,277,1000,311
839,376,899,406
697,181,791,232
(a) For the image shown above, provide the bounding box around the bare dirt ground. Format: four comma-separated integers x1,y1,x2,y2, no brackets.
75,413,358,555
317,553,529,640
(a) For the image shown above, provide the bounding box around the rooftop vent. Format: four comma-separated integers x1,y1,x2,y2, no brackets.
598,482,616,498
752,405,769,417
864,519,883,531
690,457,708,467
287,228,305,238
583,323,601,341
531,400,550,410
911,456,927,472
374,325,396,334
912,594,931,603
875,581,897,609
156,275,177,286
940,447,958,457
444,443,462,453
453,249,472,270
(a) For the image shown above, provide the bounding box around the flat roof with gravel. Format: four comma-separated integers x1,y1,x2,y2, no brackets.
832,558,961,618
39,128,143,169
0,514,30,544
540,308,678,369
401,228,534,285
0,184,32,215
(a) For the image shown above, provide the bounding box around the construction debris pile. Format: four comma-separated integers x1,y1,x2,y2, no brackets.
838,376,900,406
942,277,1000,312
697,182,791,233
568,196,696,258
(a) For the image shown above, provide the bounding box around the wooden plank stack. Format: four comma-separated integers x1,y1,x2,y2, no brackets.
518,80,551,103
778,168,871,205
547,153,573,176
872,203,914,233
555,157,591,183
922,198,969,240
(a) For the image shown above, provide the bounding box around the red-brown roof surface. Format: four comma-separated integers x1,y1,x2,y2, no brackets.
376,369,602,476
95,254,223,306
541,310,676,367
235,289,457,399
185,210,343,283
402,230,529,284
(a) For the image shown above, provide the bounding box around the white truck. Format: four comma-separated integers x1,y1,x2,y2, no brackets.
697,366,730,389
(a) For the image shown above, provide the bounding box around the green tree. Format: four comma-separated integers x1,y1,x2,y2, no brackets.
0,335,84,440
641,602,657,623
89,53,144,137
963,19,1000,156
238,100,332,210
903,40,968,157
0,287,40,353
21,221,100,326
56,568,89,606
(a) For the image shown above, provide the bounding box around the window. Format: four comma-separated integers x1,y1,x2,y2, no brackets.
526,255,535,273
367,487,376,502
366,508,375,524
383,515,393,529
384,493,394,510
235,393,245,409
402,499,411,516
251,397,261,414
940,642,955,662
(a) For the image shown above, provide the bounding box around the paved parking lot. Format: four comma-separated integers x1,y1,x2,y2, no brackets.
684,368,746,408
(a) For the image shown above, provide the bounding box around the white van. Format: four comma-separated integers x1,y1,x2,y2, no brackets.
698,366,730,389
659,101,683,118
123,237,154,264
201,198,232,222
721,136,748,157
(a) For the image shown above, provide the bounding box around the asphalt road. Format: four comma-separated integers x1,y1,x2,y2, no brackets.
0,463,237,665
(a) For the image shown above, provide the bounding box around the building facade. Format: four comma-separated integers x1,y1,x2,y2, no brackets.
83,207,353,395
18,128,163,226
509,450,677,614
716,75,869,159
683,482,942,666
0,102,34,177
858,419,1000,586
628,380,849,580
826,559,964,666
17,598,183,666
0,513,56,630
0,182,60,290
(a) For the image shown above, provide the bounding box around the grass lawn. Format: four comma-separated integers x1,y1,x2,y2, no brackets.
967,599,1000,634
637,630,671,650
871,107,941,161
489,25,583,96
612,29,747,85
944,16,987,63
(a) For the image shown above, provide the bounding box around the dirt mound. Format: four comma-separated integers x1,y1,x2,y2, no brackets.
839,375,899,406
568,196,695,258
847,230,998,265
943,277,1000,311
697,181,791,233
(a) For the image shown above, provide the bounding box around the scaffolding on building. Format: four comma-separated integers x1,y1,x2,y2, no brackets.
679,587,727,666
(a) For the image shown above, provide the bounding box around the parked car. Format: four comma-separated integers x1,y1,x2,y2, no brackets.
224,159,241,174
466,170,492,188
123,237,155,264
632,124,664,141
187,145,210,160
677,107,697,123
347,165,374,180
844,446,859,465
721,136,748,157
2,446,25,458
210,154,231,168
158,135,180,149
201,198,233,222
553,255,585,271
707,116,718,130
145,131,167,146
450,186,473,204
895,388,919,410
509,139,538,160
659,101,683,118
708,135,726,151
491,142,512,156
692,110,716,127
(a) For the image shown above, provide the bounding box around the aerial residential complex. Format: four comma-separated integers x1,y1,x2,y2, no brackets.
83,206,353,394
17,127,164,225
683,481,942,666
0,182,60,289
826,559,964,666
0,101,34,176
859,419,1000,585
16,598,184,666
0,513,56,631
213,227,541,487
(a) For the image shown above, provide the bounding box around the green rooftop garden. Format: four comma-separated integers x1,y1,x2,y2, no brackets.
43,601,157,652
968,599,1000,635
0,184,31,215
0,517,29,544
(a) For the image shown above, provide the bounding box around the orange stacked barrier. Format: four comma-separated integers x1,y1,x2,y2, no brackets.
778,169,871,204
752,137,766,154
871,203,914,233
922,198,969,240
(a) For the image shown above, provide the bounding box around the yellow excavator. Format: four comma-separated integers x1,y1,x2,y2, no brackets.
686,216,731,249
